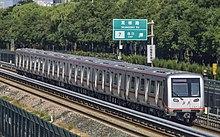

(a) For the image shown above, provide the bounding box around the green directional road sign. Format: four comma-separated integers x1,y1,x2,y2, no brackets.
113,19,148,41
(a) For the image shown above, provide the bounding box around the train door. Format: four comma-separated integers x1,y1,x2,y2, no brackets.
94,65,105,93
112,70,118,96
87,66,93,90
30,56,34,73
104,69,111,94
44,58,48,77
24,55,28,71
118,70,125,99
69,63,76,85
67,63,72,84
137,74,146,103
60,61,66,83
157,80,165,109
54,60,59,80
76,63,82,86
81,64,87,87
47,59,52,78
148,78,163,107
148,79,156,106
125,72,135,102
97,66,105,93
92,65,99,92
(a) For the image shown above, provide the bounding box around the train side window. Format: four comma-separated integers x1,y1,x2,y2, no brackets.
23,55,25,66
162,81,167,102
159,81,163,96
150,80,155,94
50,61,52,72
71,66,75,80
20,55,23,66
106,72,110,83
54,61,57,72
99,71,102,82
131,77,135,89
88,67,90,78
77,67,81,77
63,62,65,72
60,62,64,76
84,67,87,79
114,73,118,86
140,78,145,92
36,58,39,71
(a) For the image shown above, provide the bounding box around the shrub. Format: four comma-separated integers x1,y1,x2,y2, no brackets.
69,51,219,80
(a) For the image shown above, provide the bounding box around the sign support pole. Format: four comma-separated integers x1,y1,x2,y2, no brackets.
147,20,155,67
112,19,149,60
150,20,154,67
150,20,154,45
118,40,122,60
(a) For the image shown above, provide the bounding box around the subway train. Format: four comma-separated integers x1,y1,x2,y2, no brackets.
15,48,205,124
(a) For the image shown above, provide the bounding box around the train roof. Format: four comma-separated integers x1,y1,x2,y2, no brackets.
16,48,199,77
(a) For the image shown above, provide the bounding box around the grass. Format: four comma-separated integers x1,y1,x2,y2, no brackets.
0,96,13,102
0,95,52,121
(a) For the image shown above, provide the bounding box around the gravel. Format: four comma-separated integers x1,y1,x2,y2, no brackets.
0,83,134,137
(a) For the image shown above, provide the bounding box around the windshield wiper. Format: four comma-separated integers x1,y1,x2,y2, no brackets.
173,92,183,100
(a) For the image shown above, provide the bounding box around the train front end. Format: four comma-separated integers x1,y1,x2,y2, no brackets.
165,74,204,123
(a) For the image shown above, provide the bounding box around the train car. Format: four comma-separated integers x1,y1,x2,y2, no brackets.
15,48,205,124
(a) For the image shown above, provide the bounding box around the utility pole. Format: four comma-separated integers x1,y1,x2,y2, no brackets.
147,20,155,67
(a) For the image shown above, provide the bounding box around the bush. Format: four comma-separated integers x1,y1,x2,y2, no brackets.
68,51,220,80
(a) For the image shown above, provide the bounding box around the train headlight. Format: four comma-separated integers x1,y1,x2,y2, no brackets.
193,98,199,102
173,98,179,102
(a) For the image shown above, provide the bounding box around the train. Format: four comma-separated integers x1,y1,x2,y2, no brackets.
15,48,205,124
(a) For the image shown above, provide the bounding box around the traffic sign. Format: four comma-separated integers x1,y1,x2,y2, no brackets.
147,45,155,63
113,19,148,41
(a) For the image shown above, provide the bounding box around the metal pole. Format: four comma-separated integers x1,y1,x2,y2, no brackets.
151,20,154,45
151,20,154,67
118,40,122,60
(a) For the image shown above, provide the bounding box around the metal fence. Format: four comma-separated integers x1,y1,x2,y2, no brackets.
0,99,80,137
0,50,15,64
204,79,220,115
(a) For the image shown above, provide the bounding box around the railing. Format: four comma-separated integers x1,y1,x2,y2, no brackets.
0,99,80,137
204,79,220,115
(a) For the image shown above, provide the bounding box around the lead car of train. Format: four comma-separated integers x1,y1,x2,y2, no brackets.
16,48,205,124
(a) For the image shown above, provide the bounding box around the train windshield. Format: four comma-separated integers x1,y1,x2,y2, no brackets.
172,78,200,97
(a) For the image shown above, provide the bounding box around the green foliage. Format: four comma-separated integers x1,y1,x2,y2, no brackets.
0,96,13,102
153,58,220,80
123,54,146,65
0,0,219,72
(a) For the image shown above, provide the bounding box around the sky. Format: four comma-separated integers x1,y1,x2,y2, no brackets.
0,0,55,8
0,0,20,8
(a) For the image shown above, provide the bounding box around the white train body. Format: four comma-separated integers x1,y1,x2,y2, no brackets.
15,48,204,123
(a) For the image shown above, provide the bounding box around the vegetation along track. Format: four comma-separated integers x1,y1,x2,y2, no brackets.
0,69,217,137
193,116,220,136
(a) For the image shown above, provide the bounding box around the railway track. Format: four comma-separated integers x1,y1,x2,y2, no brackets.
0,69,169,137
0,68,218,137
193,115,220,136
